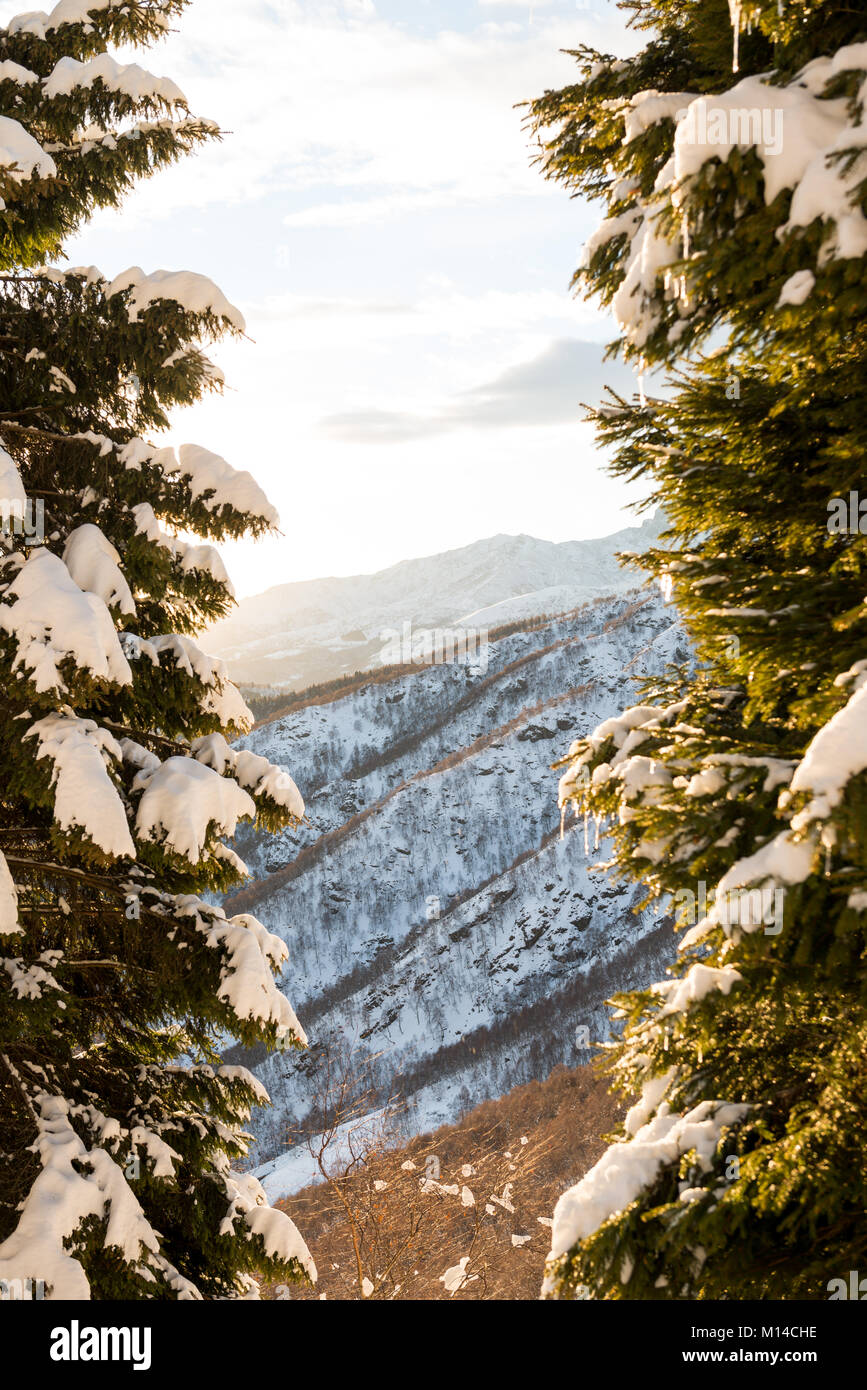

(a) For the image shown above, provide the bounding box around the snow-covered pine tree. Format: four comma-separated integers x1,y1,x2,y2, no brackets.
0,2,316,1299
529,0,867,1299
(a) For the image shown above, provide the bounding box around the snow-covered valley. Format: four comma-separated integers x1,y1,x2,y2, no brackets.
220,581,686,1192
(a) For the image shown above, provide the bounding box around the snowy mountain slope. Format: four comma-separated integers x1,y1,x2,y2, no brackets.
205,514,666,689
225,591,671,870
221,587,686,1168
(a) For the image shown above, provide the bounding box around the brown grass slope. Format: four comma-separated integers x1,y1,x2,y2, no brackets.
272,1062,621,1301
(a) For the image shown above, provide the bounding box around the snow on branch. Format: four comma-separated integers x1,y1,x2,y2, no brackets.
177,445,279,528
107,266,246,333
677,676,867,949
132,756,255,865
8,1,133,37
678,825,815,951
785,677,867,831
124,629,254,734
0,60,39,86
172,896,306,1044
0,1092,162,1300
651,962,743,1018
29,263,246,340
558,699,686,808
27,709,136,860
0,547,132,694
623,89,696,146
43,52,186,106
220,1169,316,1283
63,522,136,617
116,437,175,471
0,112,56,182
217,1064,270,1109
131,504,236,595
0,439,27,514
3,950,63,1000
544,1097,749,1292
192,733,304,821
127,440,278,529
0,850,21,937
596,45,867,350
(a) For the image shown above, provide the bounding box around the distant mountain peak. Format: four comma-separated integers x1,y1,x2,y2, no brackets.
205,512,665,692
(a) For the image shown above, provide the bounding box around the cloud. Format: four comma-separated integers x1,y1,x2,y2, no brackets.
284,189,466,229
320,337,645,441
247,283,602,339
265,295,416,320
78,0,633,226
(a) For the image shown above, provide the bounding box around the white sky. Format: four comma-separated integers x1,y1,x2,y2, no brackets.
56,0,644,597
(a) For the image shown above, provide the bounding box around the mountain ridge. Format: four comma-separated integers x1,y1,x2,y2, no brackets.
206,513,666,690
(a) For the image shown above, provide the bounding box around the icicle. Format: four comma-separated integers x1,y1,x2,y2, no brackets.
593,816,600,852
728,0,742,74
584,812,590,856
559,805,566,842
680,212,691,306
